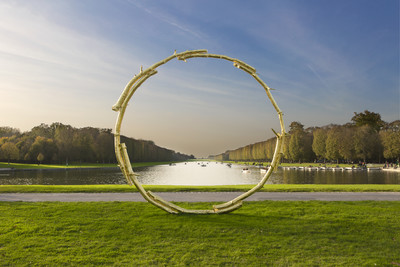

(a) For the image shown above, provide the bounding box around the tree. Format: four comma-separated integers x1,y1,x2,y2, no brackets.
26,136,58,163
0,142,19,164
289,131,304,163
325,128,341,163
338,127,356,162
31,123,54,139
95,132,114,163
380,130,400,161
37,153,45,165
72,131,96,162
312,128,327,160
288,121,304,134
353,125,381,162
287,121,314,163
54,123,75,164
282,134,291,162
351,110,385,132
16,134,35,162
266,138,276,160
0,127,20,137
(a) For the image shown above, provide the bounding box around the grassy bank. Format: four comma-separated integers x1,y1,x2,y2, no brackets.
0,161,181,170
1,201,399,266
1,184,400,193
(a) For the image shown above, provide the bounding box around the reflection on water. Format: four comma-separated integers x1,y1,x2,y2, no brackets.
276,168,400,185
0,168,125,185
136,162,263,185
0,162,399,185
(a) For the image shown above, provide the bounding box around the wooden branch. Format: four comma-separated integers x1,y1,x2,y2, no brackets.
112,49,286,214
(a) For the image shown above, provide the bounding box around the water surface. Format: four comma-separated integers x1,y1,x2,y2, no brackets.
0,162,399,185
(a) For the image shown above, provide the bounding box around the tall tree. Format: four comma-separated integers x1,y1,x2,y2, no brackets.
380,129,400,161
282,134,291,162
53,123,75,164
30,123,54,139
72,131,95,162
351,110,385,132
37,153,45,165
287,121,313,163
325,127,341,163
26,136,58,163
312,128,327,160
288,121,304,134
95,131,114,163
338,127,356,162
353,125,381,162
0,142,19,164
0,127,21,137
289,131,304,163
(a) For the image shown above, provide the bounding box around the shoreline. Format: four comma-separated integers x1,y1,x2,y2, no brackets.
0,161,184,172
0,166,120,172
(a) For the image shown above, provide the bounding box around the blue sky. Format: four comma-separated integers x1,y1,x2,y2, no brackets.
0,0,398,157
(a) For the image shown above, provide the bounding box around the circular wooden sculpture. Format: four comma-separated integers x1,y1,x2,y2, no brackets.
112,49,286,214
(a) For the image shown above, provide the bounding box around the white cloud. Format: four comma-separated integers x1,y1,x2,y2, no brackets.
126,0,205,40
0,2,143,131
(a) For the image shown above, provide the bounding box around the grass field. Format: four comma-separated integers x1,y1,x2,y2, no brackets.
1,201,399,266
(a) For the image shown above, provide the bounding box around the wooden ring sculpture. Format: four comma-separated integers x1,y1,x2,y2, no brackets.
112,49,286,214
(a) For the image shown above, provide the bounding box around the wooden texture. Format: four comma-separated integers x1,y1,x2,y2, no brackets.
113,49,286,214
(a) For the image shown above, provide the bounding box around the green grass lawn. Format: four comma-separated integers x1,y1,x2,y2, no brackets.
1,201,399,266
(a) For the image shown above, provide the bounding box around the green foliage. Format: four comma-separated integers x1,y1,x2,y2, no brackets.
0,142,19,163
288,121,304,133
0,126,20,137
0,123,193,164
351,110,385,132
289,131,304,162
1,201,399,265
353,126,381,162
222,137,275,162
312,128,327,160
36,153,45,164
212,111,397,163
380,128,400,160
337,127,356,161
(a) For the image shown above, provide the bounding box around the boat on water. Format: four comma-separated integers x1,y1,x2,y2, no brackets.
259,167,269,173
281,165,381,171
242,168,251,173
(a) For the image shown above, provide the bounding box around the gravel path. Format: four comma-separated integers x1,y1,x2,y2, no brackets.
1,192,400,202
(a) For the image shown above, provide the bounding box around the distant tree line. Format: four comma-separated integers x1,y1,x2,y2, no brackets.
210,111,400,164
0,123,194,164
